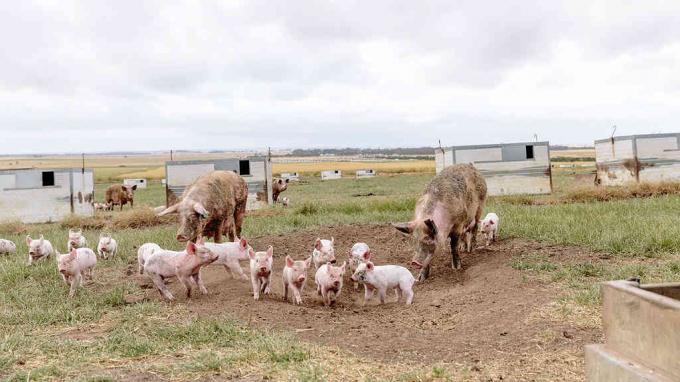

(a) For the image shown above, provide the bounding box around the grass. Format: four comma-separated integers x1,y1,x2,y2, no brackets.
2,170,680,380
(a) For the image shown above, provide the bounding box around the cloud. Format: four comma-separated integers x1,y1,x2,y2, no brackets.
0,0,679,154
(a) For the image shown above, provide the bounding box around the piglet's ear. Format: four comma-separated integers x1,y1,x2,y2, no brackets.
248,248,255,259
266,246,273,258
240,238,248,249
304,256,312,268
314,238,322,250
69,247,78,257
362,250,371,261
26,236,32,245
186,241,197,255
285,256,294,267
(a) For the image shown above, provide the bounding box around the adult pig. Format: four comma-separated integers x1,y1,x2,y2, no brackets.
157,171,247,243
105,184,137,211
393,164,487,281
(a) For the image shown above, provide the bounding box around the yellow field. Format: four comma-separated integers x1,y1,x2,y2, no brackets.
550,148,595,158
272,160,434,175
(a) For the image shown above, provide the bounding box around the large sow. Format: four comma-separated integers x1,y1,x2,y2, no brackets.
393,164,487,281
157,170,248,243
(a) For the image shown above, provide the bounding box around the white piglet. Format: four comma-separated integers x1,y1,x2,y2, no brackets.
249,246,274,300
351,261,416,305
0,239,17,255
97,233,118,259
312,237,336,269
137,243,163,274
57,247,97,297
204,238,252,280
26,235,55,265
348,242,371,290
144,238,218,301
480,213,500,246
315,261,346,306
282,255,312,305
67,229,87,251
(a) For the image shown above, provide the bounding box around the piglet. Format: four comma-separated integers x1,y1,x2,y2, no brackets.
67,229,87,251
137,243,163,274
348,243,371,290
282,255,312,305
204,238,252,280
249,246,274,300
480,213,499,246
281,197,290,207
351,262,416,305
97,233,118,259
144,238,218,301
0,239,16,255
315,261,346,306
26,235,55,265
57,247,97,297
312,237,336,269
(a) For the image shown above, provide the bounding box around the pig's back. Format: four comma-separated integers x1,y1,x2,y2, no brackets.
77,248,97,268
376,265,414,284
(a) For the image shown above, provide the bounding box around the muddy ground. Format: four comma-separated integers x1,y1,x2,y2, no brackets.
134,224,604,380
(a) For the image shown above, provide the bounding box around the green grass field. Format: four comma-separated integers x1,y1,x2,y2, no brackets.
1,172,679,380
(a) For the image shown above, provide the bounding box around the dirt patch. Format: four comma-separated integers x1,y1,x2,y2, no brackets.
136,224,603,379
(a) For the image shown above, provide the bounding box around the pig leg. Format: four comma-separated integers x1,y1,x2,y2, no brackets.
28,254,33,266
363,285,374,305
61,273,70,286
252,278,261,300
234,210,245,240
263,275,272,295
178,275,193,298
227,261,248,280
69,273,82,297
395,288,401,302
449,233,462,270
293,285,302,305
320,288,329,306
283,281,289,302
378,287,387,304
193,271,208,295
151,274,175,301
139,263,144,274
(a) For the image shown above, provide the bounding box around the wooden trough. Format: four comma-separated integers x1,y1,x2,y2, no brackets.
585,280,680,381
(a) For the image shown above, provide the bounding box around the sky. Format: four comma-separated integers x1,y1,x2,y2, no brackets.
0,0,679,154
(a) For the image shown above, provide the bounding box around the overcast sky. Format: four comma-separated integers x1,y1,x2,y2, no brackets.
1,1,679,154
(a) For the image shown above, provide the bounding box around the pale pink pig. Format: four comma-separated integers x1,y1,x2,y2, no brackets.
282,255,312,305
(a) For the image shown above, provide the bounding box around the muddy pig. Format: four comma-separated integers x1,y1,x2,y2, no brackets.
351,261,416,305
105,184,137,211
393,164,487,281
249,246,274,300
282,255,312,305
137,243,163,274
272,178,289,202
312,237,336,269
144,238,218,301
57,247,97,297
315,261,346,306
26,235,55,265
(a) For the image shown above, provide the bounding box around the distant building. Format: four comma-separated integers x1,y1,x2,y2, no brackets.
165,157,272,210
321,170,342,180
0,168,94,223
280,172,300,181
355,169,376,178
595,133,680,186
435,141,552,195
123,178,147,189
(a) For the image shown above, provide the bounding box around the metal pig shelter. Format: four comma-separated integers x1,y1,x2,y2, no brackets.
165,158,273,210
595,133,680,186
435,141,552,195
0,168,94,223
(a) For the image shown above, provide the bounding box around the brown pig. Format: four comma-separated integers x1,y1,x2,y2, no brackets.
393,164,487,281
272,178,289,202
105,184,137,211
157,171,247,243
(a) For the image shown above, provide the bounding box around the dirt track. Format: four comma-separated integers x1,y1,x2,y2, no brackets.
134,224,603,379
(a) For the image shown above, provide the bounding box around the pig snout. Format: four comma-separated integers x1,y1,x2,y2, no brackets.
332,280,340,288
176,234,188,242
59,268,67,274
260,266,269,273
297,275,306,283
330,259,337,264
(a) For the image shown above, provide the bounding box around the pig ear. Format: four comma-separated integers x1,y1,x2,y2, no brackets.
314,238,322,250
25,235,32,245
193,203,209,219
285,256,294,267
367,261,374,270
266,246,273,258
69,247,77,257
248,248,255,259
424,219,438,237
339,261,347,274
39,236,44,245
363,250,371,261
239,238,248,249
304,256,312,268
186,241,197,255
285,178,289,183
131,185,137,191
157,204,180,216
392,221,415,235
277,179,283,185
